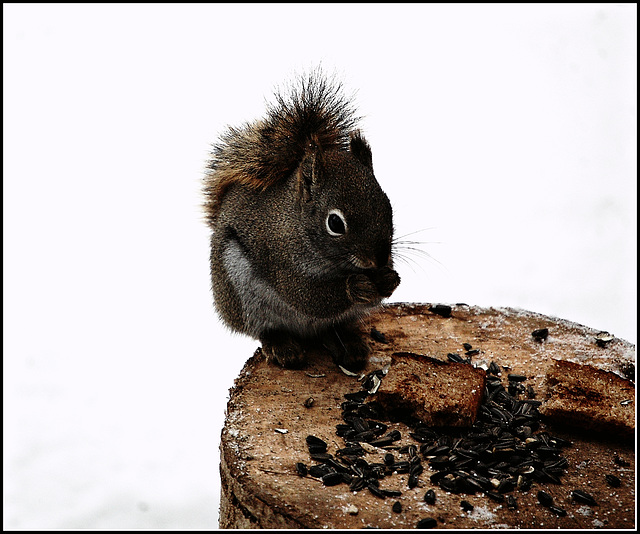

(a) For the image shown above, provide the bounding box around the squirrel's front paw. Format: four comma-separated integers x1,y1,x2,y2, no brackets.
372,266,401,298
346,274,380,305
260,331,306,369
323,324,370,372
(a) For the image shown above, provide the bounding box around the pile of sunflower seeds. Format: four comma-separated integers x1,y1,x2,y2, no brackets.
294,349,593,527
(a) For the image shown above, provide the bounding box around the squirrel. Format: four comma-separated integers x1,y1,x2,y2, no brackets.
203,71,400,370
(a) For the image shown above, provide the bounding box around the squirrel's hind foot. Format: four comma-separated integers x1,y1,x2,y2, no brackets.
323,324,370,372
260,331,307,369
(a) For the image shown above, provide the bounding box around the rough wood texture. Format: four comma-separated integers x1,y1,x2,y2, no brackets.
219,303,635,529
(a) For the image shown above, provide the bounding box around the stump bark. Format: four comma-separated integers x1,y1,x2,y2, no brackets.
219,303,635,529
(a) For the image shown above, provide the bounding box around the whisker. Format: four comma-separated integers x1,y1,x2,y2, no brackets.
393,227,437,241
394,239,443,247
391,228,445,273
393,253,421,273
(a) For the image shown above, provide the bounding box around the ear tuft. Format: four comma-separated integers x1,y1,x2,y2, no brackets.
350,131,373,169
297,149,320,202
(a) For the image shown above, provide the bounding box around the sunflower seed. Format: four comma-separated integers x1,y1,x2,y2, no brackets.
322,471,344,486
537,490,553,507
349,477,366,492
370,327,389,343
486,490,505,503
430,304,452,317
571,489,597,506
507,374,527,383
306,435,327,449
532,328,549,341
614,455,630,466
424,489,436,504
460,500,474,512
367,483,386,499
416,517,438,528
549,505,567,516
595,331,614,347
605,474,621,487
309,452,333,462
309,464,333,478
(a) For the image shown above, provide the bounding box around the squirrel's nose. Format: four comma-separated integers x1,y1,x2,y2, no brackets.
356,244,391,270
356,257,377,269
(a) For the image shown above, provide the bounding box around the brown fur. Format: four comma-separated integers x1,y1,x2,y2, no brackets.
204,72,360,225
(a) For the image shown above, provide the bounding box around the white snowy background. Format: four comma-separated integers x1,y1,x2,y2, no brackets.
3,3,636,530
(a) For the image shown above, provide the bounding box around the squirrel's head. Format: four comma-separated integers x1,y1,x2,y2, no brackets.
294,132,394,274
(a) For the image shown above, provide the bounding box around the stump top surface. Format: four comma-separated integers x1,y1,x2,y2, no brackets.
220,303,635,529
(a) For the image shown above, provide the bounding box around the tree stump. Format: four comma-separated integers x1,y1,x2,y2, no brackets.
219,303,635,529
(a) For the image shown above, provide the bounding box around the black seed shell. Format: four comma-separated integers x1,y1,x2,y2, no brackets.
310,452,333,462
295,462,308,477
430,304,452,317
486,491,505,503
371,327,388,343
367,484,386,499
605,474,621,487
424,489,436,504
309,464,333,478
532,328,549,341
306,435,327,447
537,490,553,507
417,517,438,528
507,374,527,383
571,489,597,506
549,505,567,517
460,500,474,512
321,471,343,486
349,477,366,492
614,455,630,467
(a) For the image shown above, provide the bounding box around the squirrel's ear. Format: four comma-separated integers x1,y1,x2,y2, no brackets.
350,131,373,169
296,148,320,202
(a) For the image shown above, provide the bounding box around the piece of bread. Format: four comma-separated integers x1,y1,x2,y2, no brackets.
541,359,635,438
374,352,486,427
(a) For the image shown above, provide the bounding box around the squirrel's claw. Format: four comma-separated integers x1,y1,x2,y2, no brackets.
374,267,401,298
346,267,400,304
260,332,307,369
323,324,370,372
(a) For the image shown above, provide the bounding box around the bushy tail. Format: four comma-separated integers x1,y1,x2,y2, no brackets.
204,70,360,224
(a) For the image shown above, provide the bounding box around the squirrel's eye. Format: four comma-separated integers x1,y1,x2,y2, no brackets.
326,209,347,236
